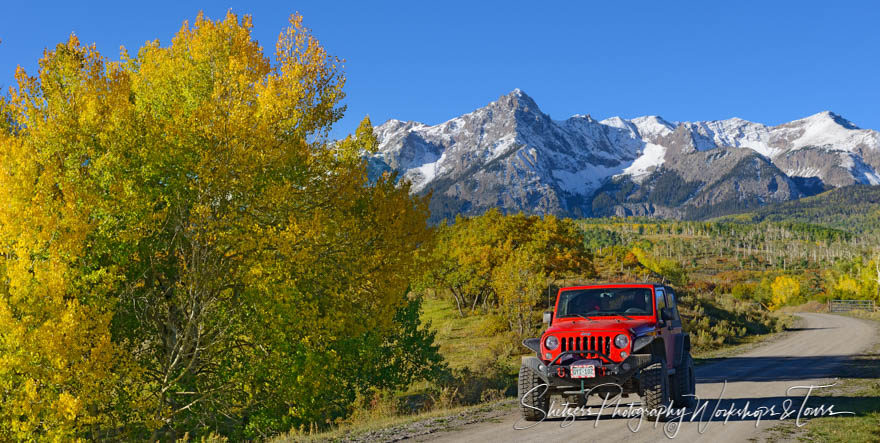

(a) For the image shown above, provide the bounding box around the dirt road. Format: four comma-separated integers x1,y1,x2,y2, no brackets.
418,313,876,442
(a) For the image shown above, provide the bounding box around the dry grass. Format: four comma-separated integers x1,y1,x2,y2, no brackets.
777,300,829,313
271,399,513,442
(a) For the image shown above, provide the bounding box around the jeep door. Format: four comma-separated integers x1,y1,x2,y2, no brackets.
655,287,676,369
665,287,685,366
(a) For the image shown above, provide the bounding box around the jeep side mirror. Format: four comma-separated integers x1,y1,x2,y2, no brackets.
543,311,553,325
660,308,674,322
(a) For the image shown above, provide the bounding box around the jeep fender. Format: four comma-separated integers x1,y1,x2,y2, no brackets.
632,335,665,357
521,356,551,383
522,337,541,354
673,333,691,366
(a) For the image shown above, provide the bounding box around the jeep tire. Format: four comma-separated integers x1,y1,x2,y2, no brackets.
640,356,669,418
673,352,696,408
518,364,549,421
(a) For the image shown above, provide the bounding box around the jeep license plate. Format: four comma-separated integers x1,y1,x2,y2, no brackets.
571,365,595,378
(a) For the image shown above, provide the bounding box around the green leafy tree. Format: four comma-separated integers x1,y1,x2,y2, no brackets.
492,246,546,336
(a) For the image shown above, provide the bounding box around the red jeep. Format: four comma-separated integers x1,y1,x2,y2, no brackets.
519,283,695,420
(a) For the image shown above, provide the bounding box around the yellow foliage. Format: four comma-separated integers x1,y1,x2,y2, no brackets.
770,275,800,310
835,274,861,295
0,34,136,439
630,247,688,285
0,11,431,439
492,245,547,335
425,210,593,323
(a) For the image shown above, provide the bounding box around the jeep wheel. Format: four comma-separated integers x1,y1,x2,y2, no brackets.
673,353,696,408
640,357,669,418
518,365,549,421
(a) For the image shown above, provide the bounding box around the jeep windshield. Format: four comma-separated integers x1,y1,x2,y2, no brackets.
556,287,654,318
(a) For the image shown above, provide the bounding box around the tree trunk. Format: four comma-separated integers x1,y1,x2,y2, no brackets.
450,287,465,317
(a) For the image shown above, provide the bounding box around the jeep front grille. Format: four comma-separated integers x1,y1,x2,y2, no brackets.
559,335,611,357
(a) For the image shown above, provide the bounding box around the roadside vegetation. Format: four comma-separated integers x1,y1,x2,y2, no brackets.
4,10,880,442
288,213,880,440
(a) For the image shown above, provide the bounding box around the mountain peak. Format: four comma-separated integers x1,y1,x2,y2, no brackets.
823,111,859,130
798,111,859,130
500,88,541,113
632,115,672,125
630,115,675,138
508,88,529,98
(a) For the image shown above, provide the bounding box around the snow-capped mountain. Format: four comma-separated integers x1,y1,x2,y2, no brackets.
369,89,880,221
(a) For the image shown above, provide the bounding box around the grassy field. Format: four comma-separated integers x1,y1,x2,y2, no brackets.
420,296,521,371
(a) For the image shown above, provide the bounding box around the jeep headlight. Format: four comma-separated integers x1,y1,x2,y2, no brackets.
614,334,629,349
544,335,559,350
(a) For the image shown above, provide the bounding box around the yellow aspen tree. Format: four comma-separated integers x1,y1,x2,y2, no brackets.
1,12,433,440
0,36,150,440
770,275,800,310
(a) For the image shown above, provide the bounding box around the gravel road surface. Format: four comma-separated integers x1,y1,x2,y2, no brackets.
418,313,876,443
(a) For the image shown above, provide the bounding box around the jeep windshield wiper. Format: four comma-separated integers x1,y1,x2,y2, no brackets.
570,311,635,321
567,310,601,322
560,311,598,321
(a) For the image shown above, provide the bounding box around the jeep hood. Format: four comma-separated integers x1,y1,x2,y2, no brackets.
545,318,655,335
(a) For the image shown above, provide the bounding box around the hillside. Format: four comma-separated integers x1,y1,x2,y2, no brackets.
718,185,880,235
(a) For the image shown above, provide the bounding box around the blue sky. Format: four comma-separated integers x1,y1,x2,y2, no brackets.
1,1,878,138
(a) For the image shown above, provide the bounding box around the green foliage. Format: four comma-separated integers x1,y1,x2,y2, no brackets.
643,170,701,206
718,184,880,237
678,290,783,349
730,282,755,301
581,226,622,252
348,295,446,393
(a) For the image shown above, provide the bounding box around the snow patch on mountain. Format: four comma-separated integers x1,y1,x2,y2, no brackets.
784,166,822,178
406,153,447,192
630,116,675,139
553,162,624,195
840,151,880,185
687,118,782,158
621,143,667,179
787,111,875,151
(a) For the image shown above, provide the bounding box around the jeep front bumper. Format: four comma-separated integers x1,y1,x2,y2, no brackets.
523,352,653,389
